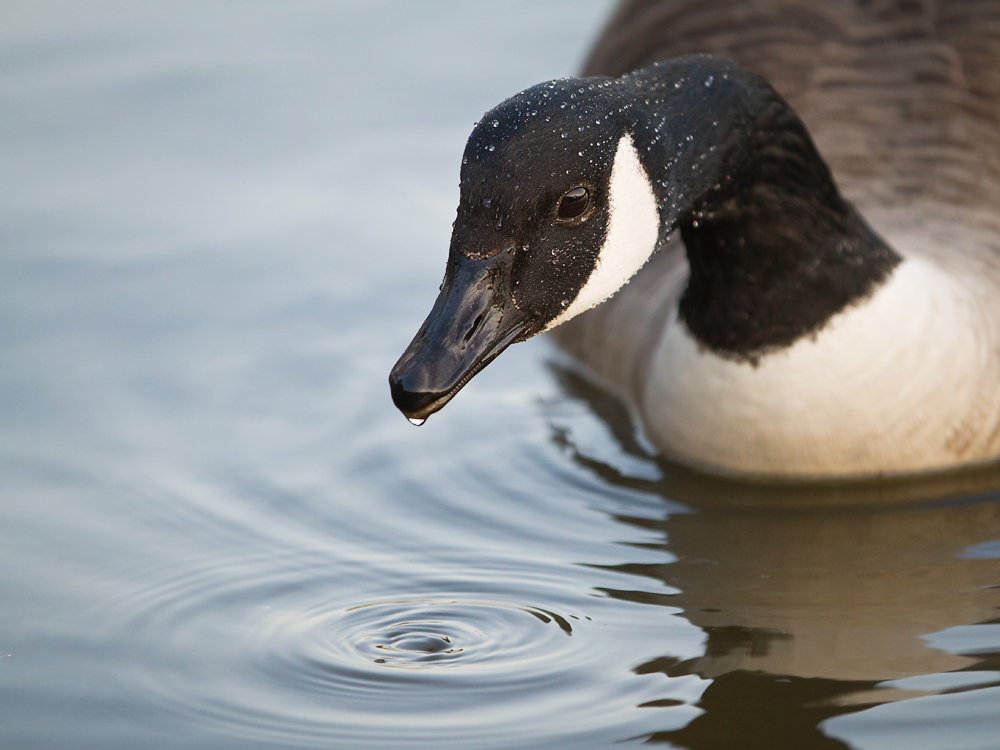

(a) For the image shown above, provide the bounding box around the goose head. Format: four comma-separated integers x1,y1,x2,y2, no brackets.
389,55,898,423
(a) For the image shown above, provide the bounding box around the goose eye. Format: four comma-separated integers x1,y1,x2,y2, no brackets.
557,186,590,221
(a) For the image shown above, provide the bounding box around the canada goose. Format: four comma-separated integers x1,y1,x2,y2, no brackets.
389,0,1000,479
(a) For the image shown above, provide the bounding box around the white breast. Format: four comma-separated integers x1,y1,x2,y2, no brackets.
641,255,1000,477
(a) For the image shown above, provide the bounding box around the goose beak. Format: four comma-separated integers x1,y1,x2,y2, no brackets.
389,250,527,422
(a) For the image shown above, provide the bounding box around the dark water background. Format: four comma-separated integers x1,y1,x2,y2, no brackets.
2,2,999,748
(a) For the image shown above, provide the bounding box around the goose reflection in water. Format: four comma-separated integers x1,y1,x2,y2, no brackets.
548,366,1000,749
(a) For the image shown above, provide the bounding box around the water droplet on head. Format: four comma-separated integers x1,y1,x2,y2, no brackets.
408,417,426,427
492,119,499,128
488,145,495,152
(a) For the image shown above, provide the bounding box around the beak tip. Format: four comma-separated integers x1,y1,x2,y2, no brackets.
389,370,445,420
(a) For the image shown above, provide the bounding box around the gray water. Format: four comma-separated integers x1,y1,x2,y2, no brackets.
1,3,999,748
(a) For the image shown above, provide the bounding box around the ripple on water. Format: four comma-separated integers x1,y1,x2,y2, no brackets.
97,550,642,748
282,597,575,675
254,590,593,714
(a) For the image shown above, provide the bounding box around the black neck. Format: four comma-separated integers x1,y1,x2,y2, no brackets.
626,57,900,359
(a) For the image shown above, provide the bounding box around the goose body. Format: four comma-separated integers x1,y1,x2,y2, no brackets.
390,1,1000,479
635,226,1000,476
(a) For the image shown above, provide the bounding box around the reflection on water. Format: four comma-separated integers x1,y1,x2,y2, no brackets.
2,2,999,748
551,366,1000,748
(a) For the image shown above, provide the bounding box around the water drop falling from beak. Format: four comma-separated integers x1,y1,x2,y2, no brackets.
408,417,427,426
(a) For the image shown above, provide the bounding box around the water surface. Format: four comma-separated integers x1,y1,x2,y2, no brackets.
1,3,999,748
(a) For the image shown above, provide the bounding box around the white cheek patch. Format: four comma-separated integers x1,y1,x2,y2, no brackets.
546,132,660,329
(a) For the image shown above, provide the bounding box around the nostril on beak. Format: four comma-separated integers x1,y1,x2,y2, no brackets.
462,313,486,347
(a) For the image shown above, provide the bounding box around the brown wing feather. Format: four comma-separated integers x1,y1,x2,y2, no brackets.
583,0,1000,211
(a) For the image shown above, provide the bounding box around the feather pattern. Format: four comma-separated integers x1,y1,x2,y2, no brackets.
552,0,1000,477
